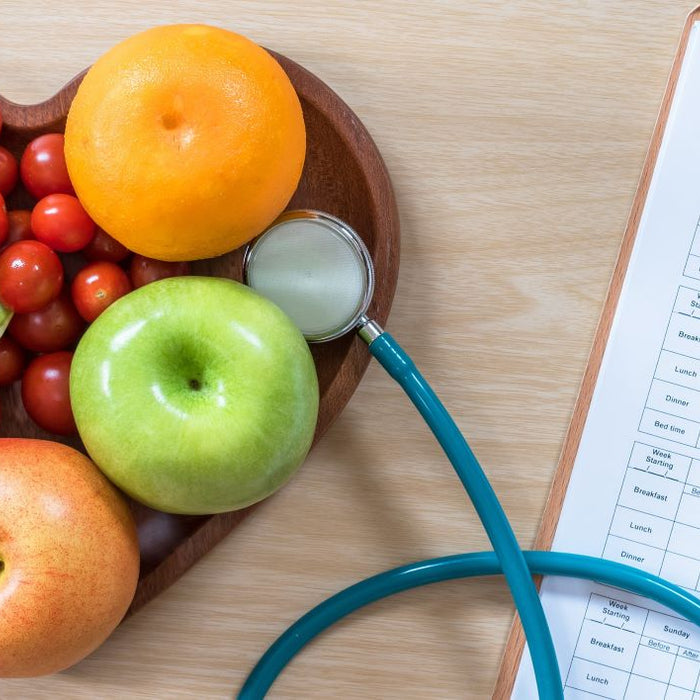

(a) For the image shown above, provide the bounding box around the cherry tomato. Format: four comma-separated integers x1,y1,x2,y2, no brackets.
0,195,8,247
0,335,25,385
0,146,18,196
4,210,34,248
71,261,132,322
8,287,85,353
21,351,76,435
83,227,130,263
130,255,191,288
0,240,64,313
20,133,74,199
31,194,95,253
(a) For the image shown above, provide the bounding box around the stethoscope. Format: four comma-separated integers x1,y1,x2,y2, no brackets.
239,210,700,699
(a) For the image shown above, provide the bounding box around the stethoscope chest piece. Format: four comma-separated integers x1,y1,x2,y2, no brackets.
243,210,375,342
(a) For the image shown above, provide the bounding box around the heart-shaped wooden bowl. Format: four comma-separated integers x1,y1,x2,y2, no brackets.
0,52,400,614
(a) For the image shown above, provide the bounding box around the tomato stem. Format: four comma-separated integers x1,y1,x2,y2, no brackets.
0,300,13,337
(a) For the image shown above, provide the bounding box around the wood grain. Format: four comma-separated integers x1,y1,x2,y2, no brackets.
0,2,695,698
493,5,700,697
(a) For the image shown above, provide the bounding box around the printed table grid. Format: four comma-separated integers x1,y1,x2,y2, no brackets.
601,442,700,582
564,439,700,698
640,285,700,449
565,594,700,698
684,214,700,282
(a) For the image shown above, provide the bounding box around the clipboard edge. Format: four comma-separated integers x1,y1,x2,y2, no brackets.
492,5,700,697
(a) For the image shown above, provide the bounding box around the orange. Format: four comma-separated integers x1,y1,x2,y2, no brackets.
64,24,305,261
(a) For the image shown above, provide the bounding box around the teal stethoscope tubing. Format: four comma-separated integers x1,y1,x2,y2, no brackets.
238,550,700,698
242,329,694,698
368,332,561,698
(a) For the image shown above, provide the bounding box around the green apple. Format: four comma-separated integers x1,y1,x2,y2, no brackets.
70,276,319,514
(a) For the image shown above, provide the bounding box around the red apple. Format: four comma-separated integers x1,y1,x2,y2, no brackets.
0,438,140,677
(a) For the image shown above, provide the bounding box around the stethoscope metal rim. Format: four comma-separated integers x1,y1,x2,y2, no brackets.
243,209,376,343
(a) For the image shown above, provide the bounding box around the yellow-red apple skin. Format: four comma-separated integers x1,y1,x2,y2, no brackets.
0,438,140,677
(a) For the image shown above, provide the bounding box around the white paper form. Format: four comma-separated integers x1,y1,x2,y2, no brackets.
512,21,700,700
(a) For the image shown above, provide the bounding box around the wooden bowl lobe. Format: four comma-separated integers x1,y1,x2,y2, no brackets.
0,52,399,613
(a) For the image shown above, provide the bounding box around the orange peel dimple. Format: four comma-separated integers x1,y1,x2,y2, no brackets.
160,112,182,130
64,24,306,262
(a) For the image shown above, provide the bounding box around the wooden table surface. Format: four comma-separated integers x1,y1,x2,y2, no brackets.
0,1,696,697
